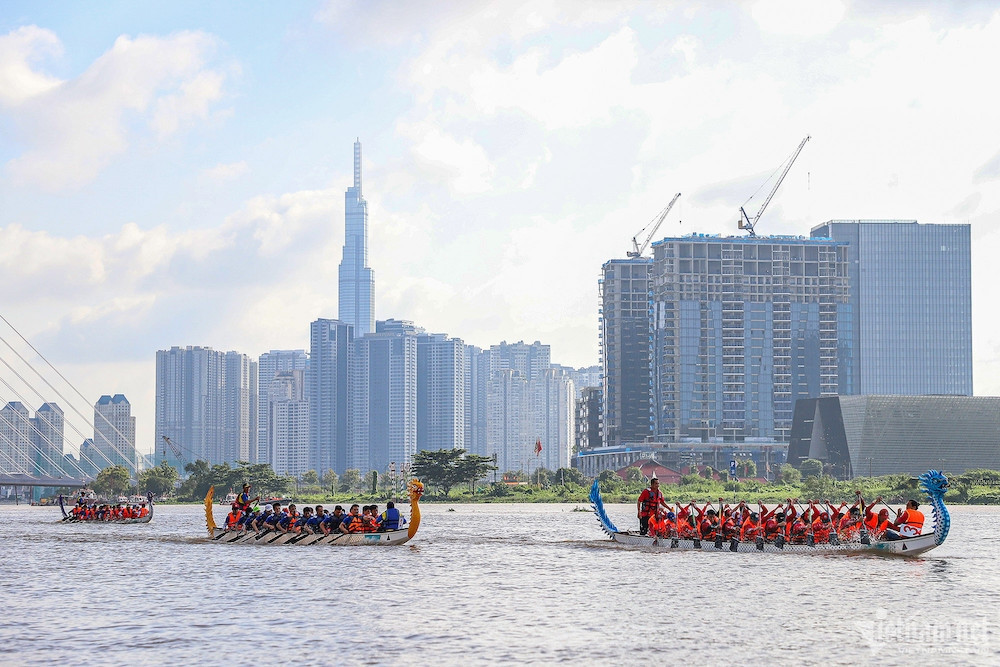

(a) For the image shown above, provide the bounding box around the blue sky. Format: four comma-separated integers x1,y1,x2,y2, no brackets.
2,1,1000,454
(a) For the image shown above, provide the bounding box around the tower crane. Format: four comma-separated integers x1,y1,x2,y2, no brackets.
738,135,810,237
628,192,681,258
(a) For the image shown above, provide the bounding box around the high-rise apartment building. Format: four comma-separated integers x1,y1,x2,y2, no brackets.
600,258,653,448
810,220,972,396
417,333,466,452
353,325,418,475
339,140,375,337
308,319,353,475
32,402,64,477
267,370,310,477
530,368,575,471
155,346,257,470
649,234,851,442
94,394,137,472
575,386,602,452
464,345,490,457
258,350,308,465
486,369,528,474
0,402,31,475
490,340,550,380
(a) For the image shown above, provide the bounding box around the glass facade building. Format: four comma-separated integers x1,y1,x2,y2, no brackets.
308,319,353,475
649,234,851,442
790,395,1000,477
600,258,653,447
810,220,972,396
339,140,375,337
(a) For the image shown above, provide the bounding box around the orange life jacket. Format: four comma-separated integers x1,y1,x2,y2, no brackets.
225,511,241,528
700,519,718,540
678,521,699,539
638,489,664,518
899,509,925,534
648,516,668,538
741,519,762,540
139,507,148,517
812,520,832,543
343,514,365,532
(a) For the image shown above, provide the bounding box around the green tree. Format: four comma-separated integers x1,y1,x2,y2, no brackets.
411,449,467,496
625,467,644,483
455,454,497,493
700,466,714,480
736,459,757,479
799,458,824,479
93,465,132,496
339,469,362,493
369,470,378,494
780,464,802,485
322,469,339,494
597,469,620,493
138,460,179,496
300,469,319,485
554,467,586,487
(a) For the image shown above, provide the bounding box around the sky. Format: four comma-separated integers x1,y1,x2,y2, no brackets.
2,0,1000,457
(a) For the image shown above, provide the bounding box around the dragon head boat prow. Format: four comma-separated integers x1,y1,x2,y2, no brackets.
407,478,424,539
918,469,951,546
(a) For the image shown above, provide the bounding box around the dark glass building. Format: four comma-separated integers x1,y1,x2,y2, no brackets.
810,220,972,396
789,395,1000,477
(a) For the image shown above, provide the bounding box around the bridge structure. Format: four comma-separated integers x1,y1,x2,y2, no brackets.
0,473,92,488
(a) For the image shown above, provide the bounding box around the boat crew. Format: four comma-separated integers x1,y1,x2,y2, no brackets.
636,477,668,535
322,506,345,534
224,505,243,531
648,509,670,538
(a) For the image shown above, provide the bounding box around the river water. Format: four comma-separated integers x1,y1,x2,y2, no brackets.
1,501,998,666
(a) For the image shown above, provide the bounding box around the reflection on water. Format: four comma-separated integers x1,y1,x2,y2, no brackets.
0,502,998,665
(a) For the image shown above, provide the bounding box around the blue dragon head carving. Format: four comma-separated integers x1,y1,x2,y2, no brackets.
918,470,949,499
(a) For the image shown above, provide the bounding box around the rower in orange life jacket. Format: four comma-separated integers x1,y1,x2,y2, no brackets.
740,511,763,541
648,510,669,539
677,508,699,539
699,509,720,540
339,504,365,534
881,499,925,540
224,505,242,530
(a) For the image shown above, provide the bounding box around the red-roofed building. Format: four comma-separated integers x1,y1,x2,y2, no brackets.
615,460,683,484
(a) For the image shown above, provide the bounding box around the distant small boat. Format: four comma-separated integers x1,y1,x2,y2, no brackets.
220,491,237,506
58,492,154,524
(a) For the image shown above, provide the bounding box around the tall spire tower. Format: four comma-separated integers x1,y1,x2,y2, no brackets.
338,139,375,336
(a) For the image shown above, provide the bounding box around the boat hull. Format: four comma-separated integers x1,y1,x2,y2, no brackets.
608,531,940,556
209,527,412,546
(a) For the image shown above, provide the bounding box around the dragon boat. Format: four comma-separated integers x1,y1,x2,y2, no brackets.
203,479,424,545
58,492,155,524
590,470,950,557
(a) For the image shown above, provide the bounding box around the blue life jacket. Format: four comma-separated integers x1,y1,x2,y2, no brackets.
380,507,402,530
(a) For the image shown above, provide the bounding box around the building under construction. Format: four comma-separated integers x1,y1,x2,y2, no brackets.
649,233,851,443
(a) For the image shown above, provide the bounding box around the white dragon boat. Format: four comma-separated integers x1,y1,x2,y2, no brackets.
58,492,155,524
590,470,950,557
204,479,424,546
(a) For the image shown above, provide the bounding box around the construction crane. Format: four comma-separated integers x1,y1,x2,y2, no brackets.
738,135,810,237
628,192,682,258
160,435,184,466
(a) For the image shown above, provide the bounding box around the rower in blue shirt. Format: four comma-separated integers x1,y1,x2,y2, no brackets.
378,501,406,532
321,506,345,534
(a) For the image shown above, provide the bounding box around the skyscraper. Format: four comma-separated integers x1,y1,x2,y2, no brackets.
464,345,491,457
32,402,64,476
353,325,418,475
530,368,575,472
600,258,653,448
258,350,308,465
155,346,257,470
267,370,310,477
94,394,137,471
417,332,466,452
649,234,851,442
810,220,972,396
339,139,375,337
308,319,353,475
0,402,31,475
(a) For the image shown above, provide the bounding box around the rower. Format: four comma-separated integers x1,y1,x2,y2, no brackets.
636,477,668,535
339,504,365,533
648,509,669,538
236,483,260,513
322,506,345,534
378,501,405,531
882,499,924,540
224,504,242,531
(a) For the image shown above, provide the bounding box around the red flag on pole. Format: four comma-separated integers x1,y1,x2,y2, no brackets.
534,439,542,456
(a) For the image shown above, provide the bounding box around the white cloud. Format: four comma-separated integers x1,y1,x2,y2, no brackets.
1,28,231,190
0,26,63,105
752,0,846,36
203,160,249,181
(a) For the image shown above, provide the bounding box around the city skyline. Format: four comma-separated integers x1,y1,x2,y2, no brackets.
3,3,1000,455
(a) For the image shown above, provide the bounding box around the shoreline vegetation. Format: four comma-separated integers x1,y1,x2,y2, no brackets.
49,455,1000,507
